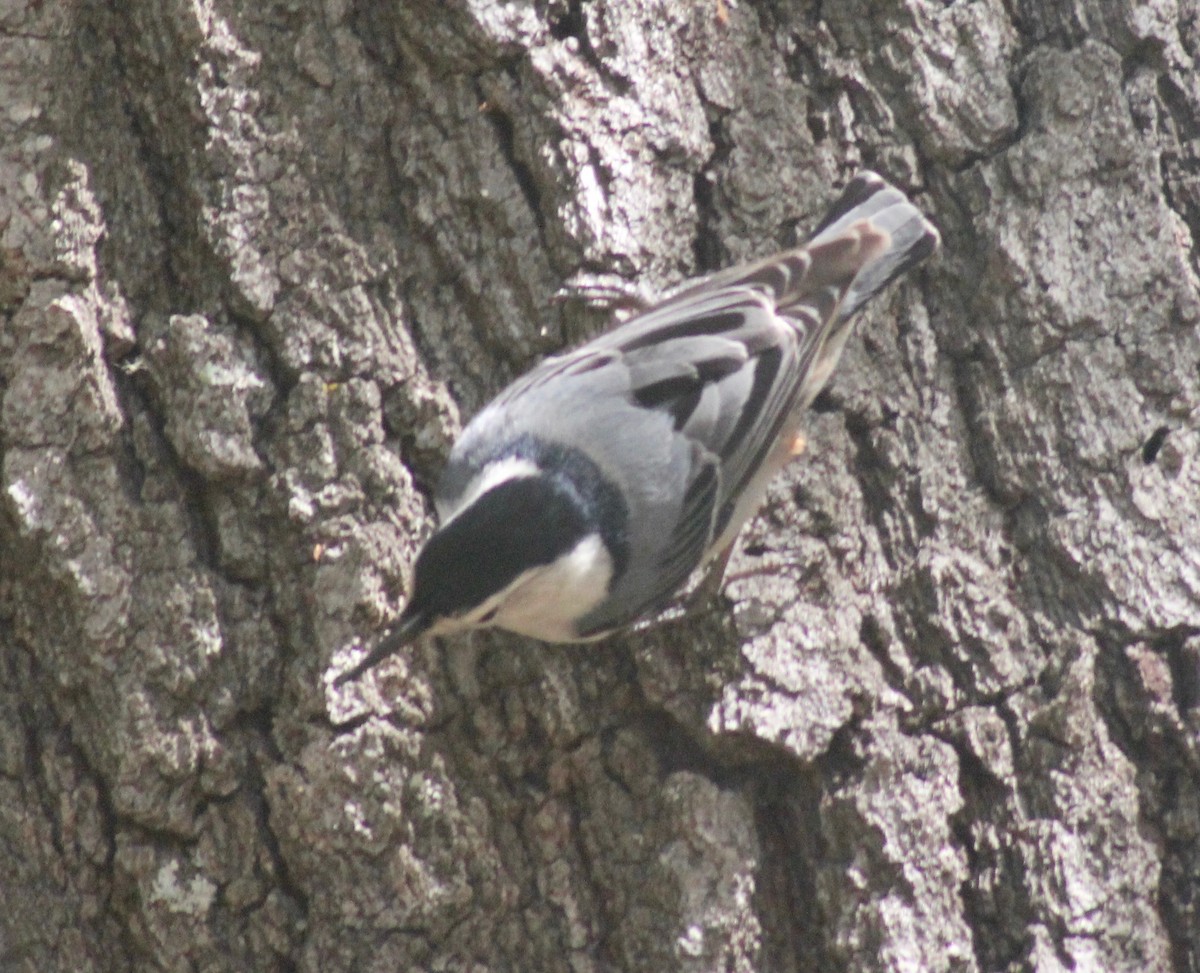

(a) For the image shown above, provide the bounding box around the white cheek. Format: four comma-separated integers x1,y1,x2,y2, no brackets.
492,534,613,642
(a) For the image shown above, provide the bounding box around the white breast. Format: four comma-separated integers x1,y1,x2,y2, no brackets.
490,533,614,642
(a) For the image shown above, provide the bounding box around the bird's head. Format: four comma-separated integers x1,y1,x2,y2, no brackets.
335,467,607,684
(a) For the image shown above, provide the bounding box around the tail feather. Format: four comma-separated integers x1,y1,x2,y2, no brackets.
808,171,940,320
791,172,939,405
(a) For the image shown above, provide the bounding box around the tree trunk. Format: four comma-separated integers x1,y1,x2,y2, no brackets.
2,1,1197,970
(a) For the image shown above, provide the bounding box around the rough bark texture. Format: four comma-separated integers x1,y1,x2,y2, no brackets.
2,1,1198,971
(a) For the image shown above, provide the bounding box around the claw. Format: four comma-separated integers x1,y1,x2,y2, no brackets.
553,273,654,317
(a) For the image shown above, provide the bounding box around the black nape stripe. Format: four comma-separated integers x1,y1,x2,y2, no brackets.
505,434,631,583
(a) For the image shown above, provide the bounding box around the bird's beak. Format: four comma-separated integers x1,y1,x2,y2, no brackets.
334,609,431,686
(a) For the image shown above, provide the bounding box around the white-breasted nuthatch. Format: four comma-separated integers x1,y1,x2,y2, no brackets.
337,172,938,684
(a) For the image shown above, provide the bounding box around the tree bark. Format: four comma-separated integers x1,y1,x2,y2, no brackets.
2,1,1198,971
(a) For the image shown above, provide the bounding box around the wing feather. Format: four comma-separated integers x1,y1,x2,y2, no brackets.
484,247,868,622
450,172,939,634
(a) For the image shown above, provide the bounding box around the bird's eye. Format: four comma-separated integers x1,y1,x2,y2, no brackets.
479,607,498,624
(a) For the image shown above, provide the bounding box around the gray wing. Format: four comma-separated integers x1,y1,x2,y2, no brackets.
502,227,885,506
455,172,938,629
598,287,816,553
477,271,862,628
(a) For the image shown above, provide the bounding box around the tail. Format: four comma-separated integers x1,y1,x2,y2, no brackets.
777,171,939,406
619,171,938,409
653,172,937,328
808,171,940,320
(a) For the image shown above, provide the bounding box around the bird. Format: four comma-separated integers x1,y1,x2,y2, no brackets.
336,171,939,685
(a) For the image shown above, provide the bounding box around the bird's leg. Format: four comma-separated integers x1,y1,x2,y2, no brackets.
691,542,737,605
637,542,738,633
